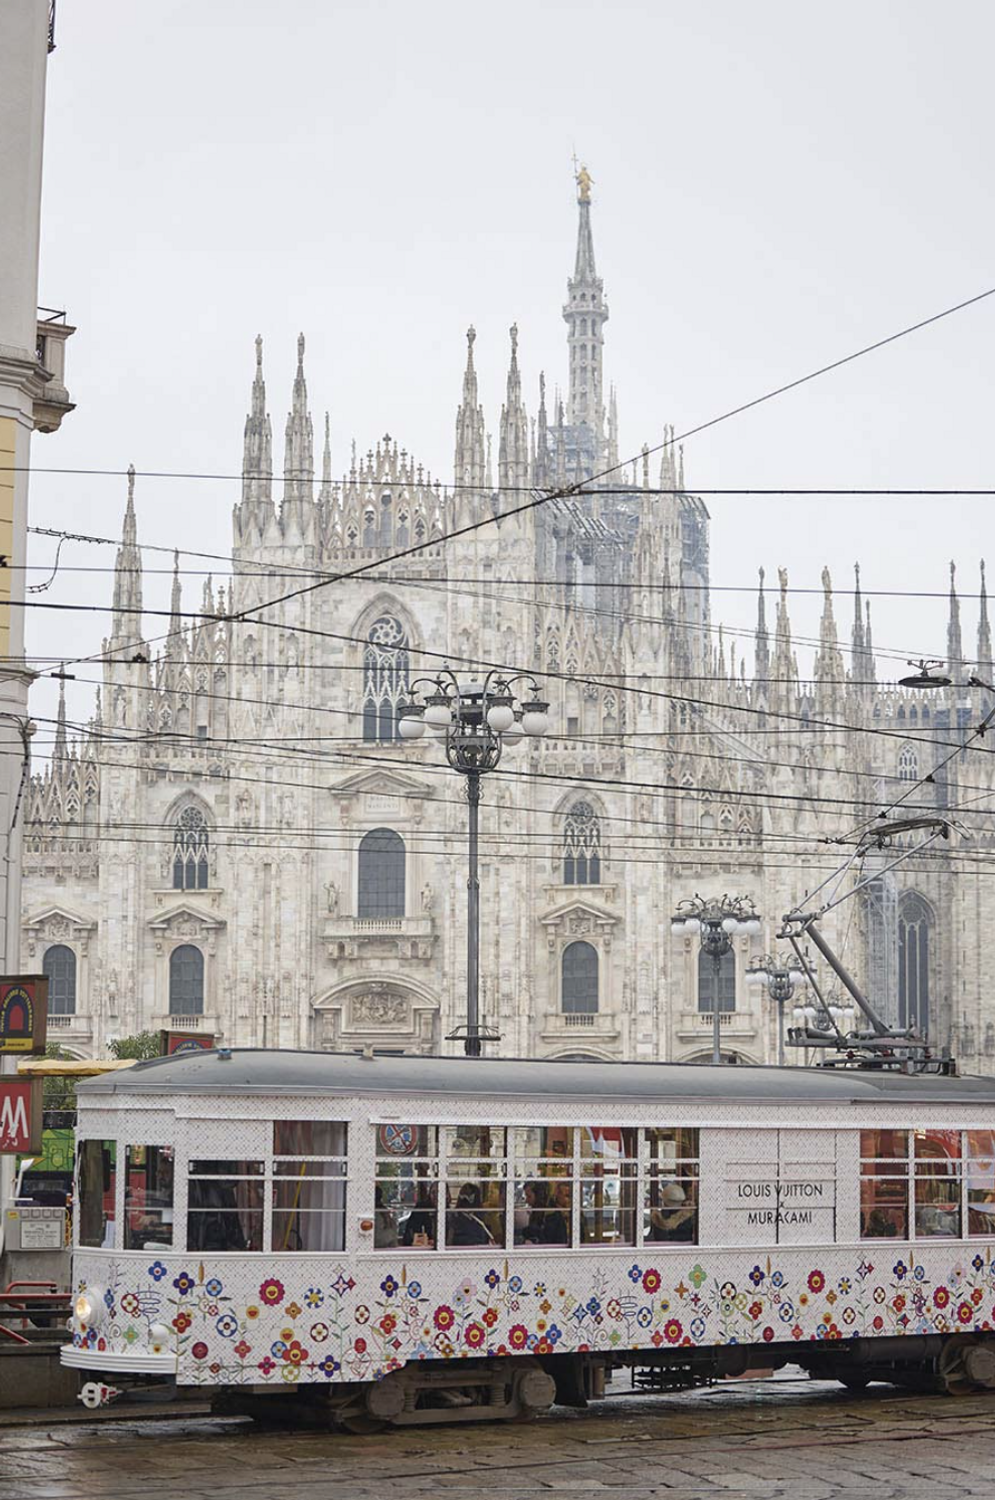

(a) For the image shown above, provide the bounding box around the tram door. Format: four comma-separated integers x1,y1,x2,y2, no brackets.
724,1131,836,1246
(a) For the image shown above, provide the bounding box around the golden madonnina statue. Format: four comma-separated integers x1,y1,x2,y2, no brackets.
576,163,593,202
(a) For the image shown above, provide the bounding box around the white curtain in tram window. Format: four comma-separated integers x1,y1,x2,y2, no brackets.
278,1122,347,1252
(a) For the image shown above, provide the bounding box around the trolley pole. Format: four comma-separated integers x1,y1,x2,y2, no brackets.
465,769,482,1059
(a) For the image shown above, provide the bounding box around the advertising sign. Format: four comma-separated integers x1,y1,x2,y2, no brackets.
160,1031,215,1056
0,975,48,1054
0,1079,43,1155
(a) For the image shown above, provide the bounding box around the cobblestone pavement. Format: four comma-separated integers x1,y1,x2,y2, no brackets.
2,1375,994,1500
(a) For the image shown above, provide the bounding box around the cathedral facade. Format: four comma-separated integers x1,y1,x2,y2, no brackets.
21,186,995,1070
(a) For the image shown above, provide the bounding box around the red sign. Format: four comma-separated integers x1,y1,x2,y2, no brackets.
0,976,48,1055
0,1080,43,1155
160,1031,215,1056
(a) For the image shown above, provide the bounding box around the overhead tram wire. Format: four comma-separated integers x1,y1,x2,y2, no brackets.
37,280,995,685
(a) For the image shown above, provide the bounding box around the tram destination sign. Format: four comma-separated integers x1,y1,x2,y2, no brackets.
0,1079,43,1155
0,975,48,1055
160,1031,216,1056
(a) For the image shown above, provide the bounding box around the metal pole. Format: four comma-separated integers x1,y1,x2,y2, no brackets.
712,949,722,1066
776,992,785,1067
465,769,481,1058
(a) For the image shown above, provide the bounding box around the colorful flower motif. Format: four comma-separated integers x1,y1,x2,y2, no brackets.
246,1305,259,1320
172,1271,195,1295
465,1322,486,1348
407,1281,422,1299
318,1355,340,1378
664,1318,683,1344
807,1270,826,1294
282,1340,309,1366
329,1274,355,1298
285,1302,302,1321
379,1276,399,1299
842,1306,856,1326
587,1297,602,1317
893,1260,909,1281
508,1276,523,1294
120,1292,140,1316
191,1341,209,1360
779,1301,795,1324
972,1254,985,1272
172,1312,192,1334
234,1340,252,1359
257,1356,276,1376
628,1264,642,1283
913,1264,926,1281
770,1270,785,1289
957,1301,974,1325
355,1305,370,1325
434,1305,455,1332
688,1264,707,1290
380,1314,397,1336
508,1324,529,1350
892,1295,906,1314
873,1286,887,1305
636,1307,653,1329
123,1326,139,1346
641,1269,661,1294
204,1278,223,1297
147,1261,167,1282
484,1268,500,1289
762,1326,775,1342
305,1287,325,1308
482,1308,498,1328
748,1301,763,1321
271,1341,287,1359
872,1315,884,1331
838,1277,852,1295
719,1281,736,1301
690,1316,706,1340
547,1324,562,1346
259,1279,284,1306
533,1282,546,1298
215,1313,239,1339
354,1337,367,1354
934,1286,951,1309
748,1265,765,1287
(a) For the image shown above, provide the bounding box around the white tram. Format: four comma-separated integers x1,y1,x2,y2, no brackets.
63,1049,995,1427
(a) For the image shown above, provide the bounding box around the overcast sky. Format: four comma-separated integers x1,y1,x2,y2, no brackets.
27,0,995,743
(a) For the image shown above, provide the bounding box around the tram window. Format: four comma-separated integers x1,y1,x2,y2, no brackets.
643,1128,699,1245
860,1130,909,1239
375,1125,438,1249
513,1127,573,1247
124,1145,174,1250
914,1129,961,1238
271,1121,347,1253
78,1139,116,1249
966,1131,995,1235
444,1127,506,1249
187,1160,264,1252
580,1127,637,1246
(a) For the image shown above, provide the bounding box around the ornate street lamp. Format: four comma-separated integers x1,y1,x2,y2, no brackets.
399,670,550,1057
670,895,762,1066
745,952,808,1066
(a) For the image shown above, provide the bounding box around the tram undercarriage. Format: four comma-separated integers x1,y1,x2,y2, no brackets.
204,1331,995,1431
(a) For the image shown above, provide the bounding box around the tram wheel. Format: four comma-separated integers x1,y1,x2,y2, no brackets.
938,1336,995,1395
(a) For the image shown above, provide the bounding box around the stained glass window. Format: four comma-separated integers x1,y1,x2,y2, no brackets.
362,615,409,743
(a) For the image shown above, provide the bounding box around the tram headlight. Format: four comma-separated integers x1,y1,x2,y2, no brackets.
75,1287,107,1329
148,1322,171,1354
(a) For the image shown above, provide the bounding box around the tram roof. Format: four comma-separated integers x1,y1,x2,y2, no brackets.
76,1049,995,1106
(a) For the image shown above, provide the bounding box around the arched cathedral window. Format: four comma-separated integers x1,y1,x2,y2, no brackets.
43,944,76,1017
698,949,735,1013
562,941,598,1014
169,944,204,1016
563,802,602,885
173,806,209,890
357,828,406,919
363,615,409,743
898,744,918,781
898,892,932,1033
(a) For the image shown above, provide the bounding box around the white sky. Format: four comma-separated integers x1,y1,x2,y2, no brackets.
27,0,995,742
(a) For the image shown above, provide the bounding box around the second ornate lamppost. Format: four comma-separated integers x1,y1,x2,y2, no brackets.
399,671,550,1057
671,895,762,1066
746,952,808,1066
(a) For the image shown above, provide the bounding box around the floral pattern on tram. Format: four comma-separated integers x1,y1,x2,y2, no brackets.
70,1247,995,1385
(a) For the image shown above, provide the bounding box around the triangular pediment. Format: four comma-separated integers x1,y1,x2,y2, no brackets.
148,902,226,932
23,904,96,933
331,767,435,800
540,897,620,930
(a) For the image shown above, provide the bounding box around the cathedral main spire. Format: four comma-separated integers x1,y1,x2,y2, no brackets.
563,164,608,444
454,326,485,489
978,560,992,678
111,464,143,639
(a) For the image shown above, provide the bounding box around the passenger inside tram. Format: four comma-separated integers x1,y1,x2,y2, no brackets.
447,1183,497,1246
400,1183,438,1248
647,1183,696,1242
517,1180,570,1245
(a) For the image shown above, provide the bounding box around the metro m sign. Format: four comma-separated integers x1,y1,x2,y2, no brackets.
0,1080,43,1155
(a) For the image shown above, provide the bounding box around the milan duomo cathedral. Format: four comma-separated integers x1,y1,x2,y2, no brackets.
21,181,995,1069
